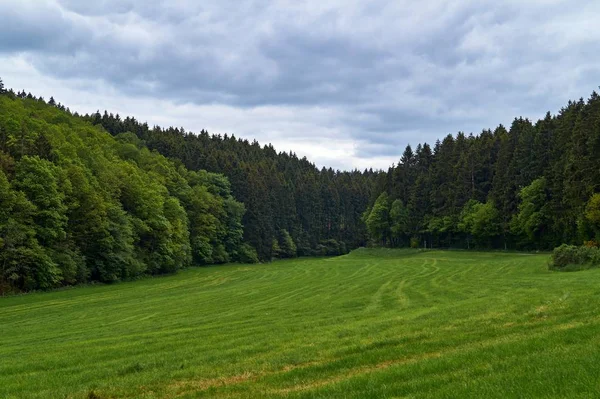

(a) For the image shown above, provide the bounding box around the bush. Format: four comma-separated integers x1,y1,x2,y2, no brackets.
211,244,230,264
295,238,312,257
237,244,259,264
278,229,297,258
319,239,346,256
550,244,600,271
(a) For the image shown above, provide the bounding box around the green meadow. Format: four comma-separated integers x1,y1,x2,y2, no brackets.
2,249,600,398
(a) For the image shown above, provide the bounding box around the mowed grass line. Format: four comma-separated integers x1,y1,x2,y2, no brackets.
1,249,600,398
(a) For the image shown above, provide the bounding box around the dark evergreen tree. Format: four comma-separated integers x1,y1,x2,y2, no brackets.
4,78,600,292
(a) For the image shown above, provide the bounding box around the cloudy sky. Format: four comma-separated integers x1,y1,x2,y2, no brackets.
1,0,599,170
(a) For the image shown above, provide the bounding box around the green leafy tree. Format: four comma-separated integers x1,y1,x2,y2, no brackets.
364,192,391,246
13,156,68,247
0,169,60,292
584,193,600,241
459,200,501,248
511,178,549,248
471,201,501,247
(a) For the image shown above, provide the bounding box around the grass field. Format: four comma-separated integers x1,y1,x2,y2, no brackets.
2,249,600,398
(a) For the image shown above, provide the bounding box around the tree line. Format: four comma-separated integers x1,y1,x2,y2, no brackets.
0,78,378,292
80,109,378,261
0,82,257,293
363,92,600,250
3,74,600,291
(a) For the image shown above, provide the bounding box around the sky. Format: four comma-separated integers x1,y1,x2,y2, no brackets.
1,0,600,171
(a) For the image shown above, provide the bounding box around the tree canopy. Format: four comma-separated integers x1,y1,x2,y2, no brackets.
0,87,252,293
362,93,600,251
3,78,600,291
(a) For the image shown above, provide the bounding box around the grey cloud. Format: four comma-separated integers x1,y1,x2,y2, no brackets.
0,1,89,53
2,0,600,166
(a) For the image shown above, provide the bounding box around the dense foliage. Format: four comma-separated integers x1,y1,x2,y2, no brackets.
0,89,251,293
4,75,600,291
550,244,600,271
81,106,377,261
363,92,600,250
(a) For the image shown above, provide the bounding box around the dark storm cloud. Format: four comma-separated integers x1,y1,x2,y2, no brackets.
2,0,600,167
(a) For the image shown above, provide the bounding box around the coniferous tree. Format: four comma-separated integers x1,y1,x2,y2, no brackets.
5,78,600,292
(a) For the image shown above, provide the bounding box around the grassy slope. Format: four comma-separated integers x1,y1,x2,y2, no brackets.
1,249,600,398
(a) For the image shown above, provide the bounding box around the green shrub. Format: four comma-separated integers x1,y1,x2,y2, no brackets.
320,239,345,256
295,238,312,257
550,244,600,271
278,229,297,258
237,244,259,264
214,244,231,264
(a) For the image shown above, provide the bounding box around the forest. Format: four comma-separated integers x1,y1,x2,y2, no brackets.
0,80,254,293
362,94,600,251
1,75,600,292
80,108,377,261
0,78,375,293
